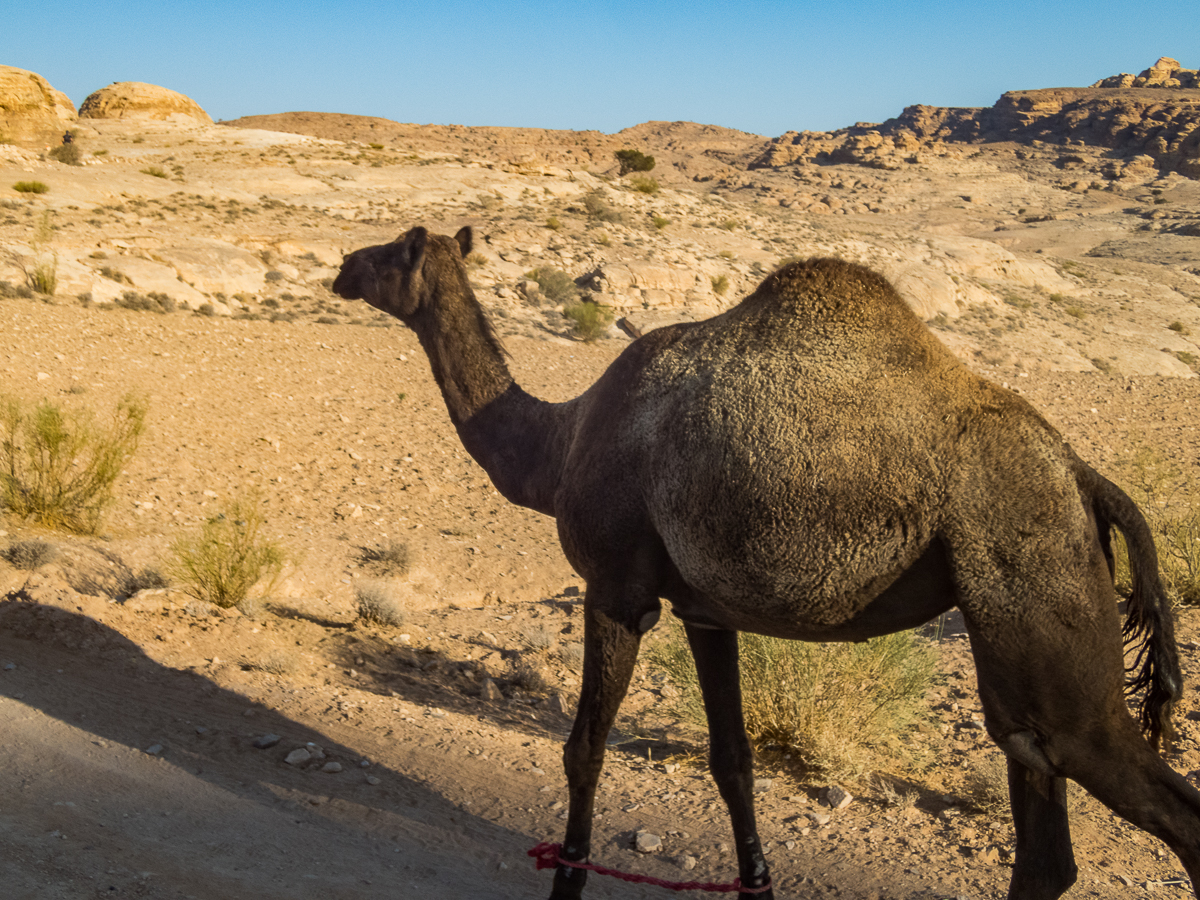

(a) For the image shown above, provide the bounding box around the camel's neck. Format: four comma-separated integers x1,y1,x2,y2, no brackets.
408,293,570,517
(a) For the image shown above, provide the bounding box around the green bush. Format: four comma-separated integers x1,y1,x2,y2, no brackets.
527,267,581,304
652,215,670,230
563,300,614,341
13,181,48,194
648,622,936,778
167,497,286,608
0,394,148,533
615,148,655,175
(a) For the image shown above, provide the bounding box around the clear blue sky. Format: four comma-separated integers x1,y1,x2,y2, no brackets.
4,1,1196,137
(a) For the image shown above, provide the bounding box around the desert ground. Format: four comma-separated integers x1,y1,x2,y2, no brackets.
4,62,1200,899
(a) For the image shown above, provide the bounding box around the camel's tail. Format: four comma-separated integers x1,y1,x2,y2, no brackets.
1078,461,1181,750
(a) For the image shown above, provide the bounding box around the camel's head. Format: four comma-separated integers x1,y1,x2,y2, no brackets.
333,225,473,321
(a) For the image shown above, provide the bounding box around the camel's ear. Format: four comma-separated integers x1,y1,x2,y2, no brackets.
395,226,428,271
454,226,473,258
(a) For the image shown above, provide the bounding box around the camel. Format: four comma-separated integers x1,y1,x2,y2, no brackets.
334,225,1200,900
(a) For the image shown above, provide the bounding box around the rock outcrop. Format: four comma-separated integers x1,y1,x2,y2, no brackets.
1092,57,1200,89
79,82,212,125
752,59,1200,179
0,65,76,144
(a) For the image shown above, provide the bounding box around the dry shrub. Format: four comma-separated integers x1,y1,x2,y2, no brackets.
1,539,57,570
167,498,285,608
520,622,556,654
509,658,552,695
0,394,147,533
254,650,299,676
361,539,411,576
355,581,406,626
649,621,936,779
964,752,1010,814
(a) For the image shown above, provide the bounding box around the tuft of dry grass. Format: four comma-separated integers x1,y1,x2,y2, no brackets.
648,621,936,779
167,497,286,609
1,539,57,570
355,581,407,627
361,539,411,576
1112,448,1200,605
964,753,1010,814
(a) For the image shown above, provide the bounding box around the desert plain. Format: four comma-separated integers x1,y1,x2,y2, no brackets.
2,60,1200,898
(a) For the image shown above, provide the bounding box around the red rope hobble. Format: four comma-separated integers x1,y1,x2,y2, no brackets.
528,841,772,894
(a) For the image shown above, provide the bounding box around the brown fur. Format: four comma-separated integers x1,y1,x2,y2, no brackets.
336,227,1200,900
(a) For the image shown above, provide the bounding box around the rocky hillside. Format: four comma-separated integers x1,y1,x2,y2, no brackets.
2,59,1199,379
754,58,1200,179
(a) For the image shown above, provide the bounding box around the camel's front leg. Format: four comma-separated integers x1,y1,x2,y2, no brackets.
552,584,650,900
685,624,773,900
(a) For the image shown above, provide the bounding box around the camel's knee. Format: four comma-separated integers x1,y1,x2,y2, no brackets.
996,730,1058,779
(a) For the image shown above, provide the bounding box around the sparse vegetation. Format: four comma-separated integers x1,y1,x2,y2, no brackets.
614,148,655,175
1112,448,1200,605
526,267,580,304
651,215,670,230
114,291,175,313
1168,321,1190,335
964,753,1010,814
1064,305,1086,319
140,166,168,179
546,216,562,231
48,143,83,166
13,181,49,194
563,299,614,341
583,191,623,224
1,538,57,570
648,622,936,778
167,497,286,608
361,539,411,576
629,175,659,195
355,581,407,627
0,394,148,533
711,274,730,296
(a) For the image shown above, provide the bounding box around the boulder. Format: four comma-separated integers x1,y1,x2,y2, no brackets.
0,65,76,145
79,82,212,125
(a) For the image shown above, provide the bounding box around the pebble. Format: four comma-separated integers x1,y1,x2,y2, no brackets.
753,777,774,793
3,662,15,670
677,855,698,871
285,748,311,766
634,831,663,853
194,726,209,735
321,762,343,774
144,744,164,756
807,811,831,827
821,785,853,809
365,775,381,785
253,734,281,749
306,742,326,759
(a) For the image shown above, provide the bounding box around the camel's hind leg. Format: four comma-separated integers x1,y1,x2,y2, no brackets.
963,598,1200,899
684,624,773,900
1005,759,1076,900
